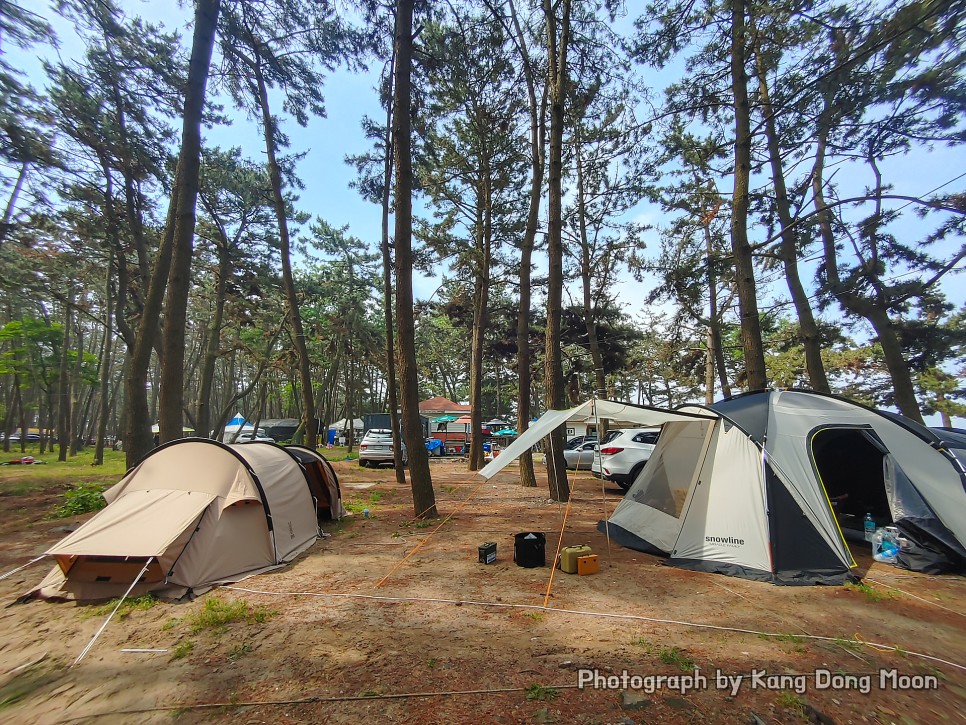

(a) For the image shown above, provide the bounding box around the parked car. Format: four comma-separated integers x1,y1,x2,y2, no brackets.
542,440,598,470
565,435,597,450
359,429,408,468
234,432,275,443
591,428,661,490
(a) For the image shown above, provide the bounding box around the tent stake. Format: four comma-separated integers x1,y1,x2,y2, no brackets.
72,557,154,667
0,554,47,581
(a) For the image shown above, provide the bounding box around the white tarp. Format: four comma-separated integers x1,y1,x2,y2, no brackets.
478,399,715,480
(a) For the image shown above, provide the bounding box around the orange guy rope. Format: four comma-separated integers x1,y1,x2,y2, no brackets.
374,478,489,588
542,464,578,608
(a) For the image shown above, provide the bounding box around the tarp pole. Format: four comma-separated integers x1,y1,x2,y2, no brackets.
593,398,612,562
72,556,154,667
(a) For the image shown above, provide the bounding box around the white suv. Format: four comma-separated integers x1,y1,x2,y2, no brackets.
591,428,661,490
359,429,408,468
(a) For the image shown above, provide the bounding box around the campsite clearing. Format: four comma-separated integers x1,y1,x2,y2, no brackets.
1,457,965,724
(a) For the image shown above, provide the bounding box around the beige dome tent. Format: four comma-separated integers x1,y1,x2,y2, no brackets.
32,439,329,600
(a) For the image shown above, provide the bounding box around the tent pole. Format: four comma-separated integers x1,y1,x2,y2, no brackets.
72,556,154,667
592,398,612,563
0,554,47,581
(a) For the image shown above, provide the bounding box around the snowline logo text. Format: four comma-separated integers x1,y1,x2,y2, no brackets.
577,668,939,696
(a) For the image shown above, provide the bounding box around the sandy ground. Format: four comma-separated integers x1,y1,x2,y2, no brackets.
1,458,965,724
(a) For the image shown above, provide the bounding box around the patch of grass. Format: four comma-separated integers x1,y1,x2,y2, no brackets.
833,638,863,653
49,481,110,518
525,684,559,702
414,520,433,529
427,657,438,669
845,582,895,602
524,611,544,622
162,617,180,631
344,491,384,515
360,690,380,697
170,640,194,660
631,637,655,654
659,647,695,673
227,642,253,661
776,690,806,716
90,593,160,619
185,597,276,634
0,447,127,490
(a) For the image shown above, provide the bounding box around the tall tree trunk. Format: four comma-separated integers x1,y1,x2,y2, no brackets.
69,316,85,455
575,140,606,401
159,0,222,444
94,252,113,465
703,223,732,398
752,36,829,393
468,176,492,472
394,0,437,518
195,238,231,438
543,0,571,502
57,292,72,462
506,0,541,487
729,0,767,391
380,56,406,482
125,0,221,465
250,54,317,449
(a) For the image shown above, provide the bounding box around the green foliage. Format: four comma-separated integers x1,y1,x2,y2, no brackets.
525,684,559,702
845,582,895,602
50,481,109,518
659,647,695,673
776,690,805,715
90,593,159,619
227,642,253,661
185,597,276,634
170,640,194,661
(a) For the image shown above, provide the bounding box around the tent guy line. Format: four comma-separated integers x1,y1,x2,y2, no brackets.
223,585,966,673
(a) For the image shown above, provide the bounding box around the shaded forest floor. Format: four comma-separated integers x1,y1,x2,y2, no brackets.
1,457,965,724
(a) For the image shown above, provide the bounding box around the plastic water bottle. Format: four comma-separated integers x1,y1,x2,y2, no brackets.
864,513,875,543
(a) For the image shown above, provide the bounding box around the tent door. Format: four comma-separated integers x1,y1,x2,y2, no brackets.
809,425,890,545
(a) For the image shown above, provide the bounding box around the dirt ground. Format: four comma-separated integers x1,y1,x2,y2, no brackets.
1,458,965,724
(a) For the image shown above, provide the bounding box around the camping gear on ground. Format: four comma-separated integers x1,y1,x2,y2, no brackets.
28,439,338,601
559,544,594,574
577,554,600,576
481,391,966,584
514,532,546,568
479,541,497,564
873,528,900,563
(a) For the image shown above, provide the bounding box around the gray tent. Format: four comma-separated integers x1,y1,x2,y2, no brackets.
32,439,326,600
482,391,966,584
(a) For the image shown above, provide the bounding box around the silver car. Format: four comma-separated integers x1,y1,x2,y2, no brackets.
359,429,408,468
542,440,598,470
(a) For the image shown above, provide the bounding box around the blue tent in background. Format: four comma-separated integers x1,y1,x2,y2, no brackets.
228,413,247,427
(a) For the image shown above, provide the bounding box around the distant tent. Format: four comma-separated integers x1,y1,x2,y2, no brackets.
30,439,336,601
227,412,247,427
481,392,966,584
329,418,364,432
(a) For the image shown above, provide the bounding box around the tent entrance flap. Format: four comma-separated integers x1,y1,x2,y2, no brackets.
809,427,890,538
